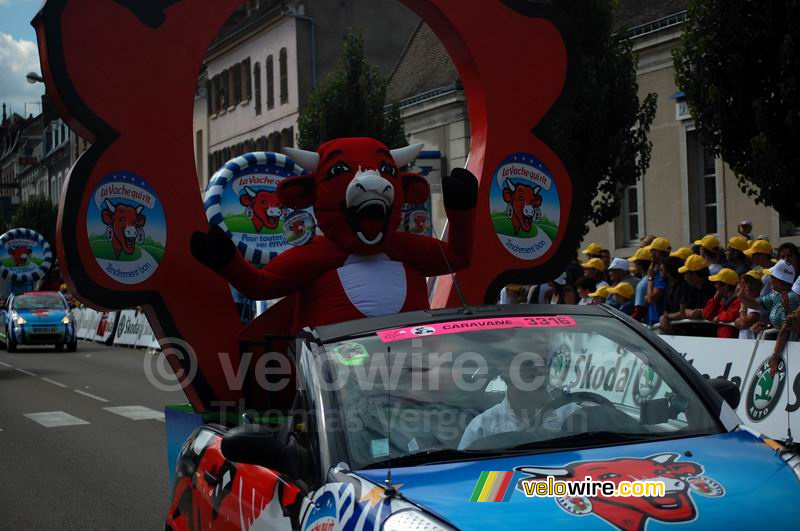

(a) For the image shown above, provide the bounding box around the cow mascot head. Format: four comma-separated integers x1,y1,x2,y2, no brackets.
239,187,282,233
9,245,33,266
280,138,429,254
503,179,543,235
516,453,723,531
101,200,147,257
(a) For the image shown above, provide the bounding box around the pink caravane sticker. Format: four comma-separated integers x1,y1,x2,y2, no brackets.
376,315,576,343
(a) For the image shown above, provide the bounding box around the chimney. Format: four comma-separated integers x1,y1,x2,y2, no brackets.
2,103,6,122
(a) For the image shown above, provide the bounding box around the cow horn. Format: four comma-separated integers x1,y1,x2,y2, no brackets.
649,453,679,464
504,178,516,192
515,466,571,477
135,205,144,214
104,199,116,212
243,186,257,198
390,143,424,168
283,147,320,172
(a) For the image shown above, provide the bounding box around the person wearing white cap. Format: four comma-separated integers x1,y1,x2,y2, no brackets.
737,259,800,331
607,257,640,291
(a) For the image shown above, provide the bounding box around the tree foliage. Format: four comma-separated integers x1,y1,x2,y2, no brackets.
298,30,407,150
12,195,59,245
554,0,658,235
674,0,800,223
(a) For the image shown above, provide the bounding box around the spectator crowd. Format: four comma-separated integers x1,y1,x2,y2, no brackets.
498,220,800,373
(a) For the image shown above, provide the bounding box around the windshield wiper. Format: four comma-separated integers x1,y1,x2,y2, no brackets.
504,431,656,453
361,448,500,470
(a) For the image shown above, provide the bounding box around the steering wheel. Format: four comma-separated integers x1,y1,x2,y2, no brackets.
539,390,616,419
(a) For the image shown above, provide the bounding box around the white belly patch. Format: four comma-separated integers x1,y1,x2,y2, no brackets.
337,254,407,317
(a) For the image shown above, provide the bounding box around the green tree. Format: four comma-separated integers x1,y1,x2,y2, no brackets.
298,30,407,150
555,0,658,235
11,195,59,246
674,0,800,224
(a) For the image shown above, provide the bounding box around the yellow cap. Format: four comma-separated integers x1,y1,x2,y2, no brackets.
669,247,694,261
744,269,764,282
694,234,721,251
728,235,750,252
678,254,709,274
581,243,603,256
588,286,609,298
607,282,634,299
59,283,68,291
645,237,671,253
744,239,774,257
708,268,739,286
580,258,606,272
628,247,653,262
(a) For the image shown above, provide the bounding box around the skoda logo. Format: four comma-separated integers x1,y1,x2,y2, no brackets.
632,364,662,405
411,326,436,336
746,356,786,422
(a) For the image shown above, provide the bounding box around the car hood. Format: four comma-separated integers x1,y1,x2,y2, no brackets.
15,308,67,325
356,431,799,530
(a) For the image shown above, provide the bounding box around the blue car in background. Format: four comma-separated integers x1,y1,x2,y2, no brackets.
165,306,800,530
1,291,77,352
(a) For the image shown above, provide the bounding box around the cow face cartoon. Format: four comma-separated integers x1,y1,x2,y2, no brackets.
279,138,428,254
239,187,282,232
412,212,427,234
9,246,32,266
516,453,723,531
288,217,306,238
502,180,543,234
101,200,146,257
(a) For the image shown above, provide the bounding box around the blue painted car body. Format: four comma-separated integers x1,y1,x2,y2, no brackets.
1,291,77,350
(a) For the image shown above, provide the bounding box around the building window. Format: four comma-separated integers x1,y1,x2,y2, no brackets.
779,215,800,237
686,128,718,239
279,47,288,104
195,130,204,185
220,70,229,109
210,75,220,114
231,62,242,105
253,62,262,115
266,55,275,110
281,127,294,149
242,58,251,101
622,184,639,245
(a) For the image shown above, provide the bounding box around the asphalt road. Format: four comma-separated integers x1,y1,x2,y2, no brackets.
0,341,187,530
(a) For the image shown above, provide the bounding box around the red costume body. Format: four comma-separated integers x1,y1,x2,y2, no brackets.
197,137,476,333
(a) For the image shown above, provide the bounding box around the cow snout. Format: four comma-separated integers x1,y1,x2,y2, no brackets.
267,207,282,218
346,168,395,211
124,226,138,239
523,205,535,218
659,478,686,493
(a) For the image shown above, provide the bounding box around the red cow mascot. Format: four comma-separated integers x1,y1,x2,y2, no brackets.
10,246,33,266
191,137,477,332
288,218,306,238
240,187,282,232
101,200,147,258
503,179,543,235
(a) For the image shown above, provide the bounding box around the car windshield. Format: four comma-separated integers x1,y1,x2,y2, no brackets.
13,293,66,310
318,314,721,470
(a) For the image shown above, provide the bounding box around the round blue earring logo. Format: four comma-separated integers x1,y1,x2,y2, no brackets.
87,171,166,284
489,152,561,260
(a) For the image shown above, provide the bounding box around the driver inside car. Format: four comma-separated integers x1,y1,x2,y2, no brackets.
458,356,580,450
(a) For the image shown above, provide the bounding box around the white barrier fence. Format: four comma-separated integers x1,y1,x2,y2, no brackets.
72,308,159,349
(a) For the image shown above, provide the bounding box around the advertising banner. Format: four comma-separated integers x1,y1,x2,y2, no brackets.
114,310,147,347
0,228,53,284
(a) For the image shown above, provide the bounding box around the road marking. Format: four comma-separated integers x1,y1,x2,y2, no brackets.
103,405,165,421
24,411,90,428
0,361,11,368
74,389,109,403
41,377,68,388
16,368,36,376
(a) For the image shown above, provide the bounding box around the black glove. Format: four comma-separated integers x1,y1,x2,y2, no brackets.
190,225,236,270
442,168,478,210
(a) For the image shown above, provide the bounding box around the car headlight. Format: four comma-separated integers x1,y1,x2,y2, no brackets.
14,315,26,325
383,510,454,531
62,315,71,324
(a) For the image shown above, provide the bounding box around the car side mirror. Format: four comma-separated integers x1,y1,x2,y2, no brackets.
709,377,740,409
221,424,309,483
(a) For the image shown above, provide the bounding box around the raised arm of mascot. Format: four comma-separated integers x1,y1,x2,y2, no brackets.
191,137,477,331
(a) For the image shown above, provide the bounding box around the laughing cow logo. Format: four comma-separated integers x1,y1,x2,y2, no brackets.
9,245,32,266
502,179,542,235
101,200,146,258
240,187,282,232
287,217,305,238
516,453,724,531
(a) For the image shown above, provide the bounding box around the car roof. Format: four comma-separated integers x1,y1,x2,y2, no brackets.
311,304,614,344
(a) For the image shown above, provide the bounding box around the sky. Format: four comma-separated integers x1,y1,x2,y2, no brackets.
0,0,46,119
